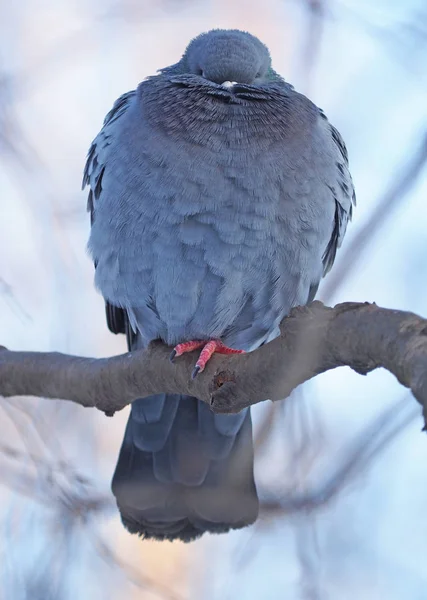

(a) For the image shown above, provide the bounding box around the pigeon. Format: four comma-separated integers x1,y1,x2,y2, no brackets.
83,29,355,542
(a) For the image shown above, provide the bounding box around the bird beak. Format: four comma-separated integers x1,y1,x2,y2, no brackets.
221,81,237,89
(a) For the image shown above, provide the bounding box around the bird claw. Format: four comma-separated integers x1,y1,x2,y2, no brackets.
191,365,201,379
170,339,245,379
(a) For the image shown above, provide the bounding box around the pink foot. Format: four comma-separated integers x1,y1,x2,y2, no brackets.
170,339,245,378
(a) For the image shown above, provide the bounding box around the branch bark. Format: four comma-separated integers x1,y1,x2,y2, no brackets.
1,302,426,422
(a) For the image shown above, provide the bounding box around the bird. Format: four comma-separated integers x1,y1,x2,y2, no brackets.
83,28,355,542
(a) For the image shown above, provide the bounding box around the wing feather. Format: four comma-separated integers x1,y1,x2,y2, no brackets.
319,112,356,276
82,91,136,335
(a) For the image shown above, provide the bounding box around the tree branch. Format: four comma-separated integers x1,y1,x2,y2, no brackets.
1,302,426,422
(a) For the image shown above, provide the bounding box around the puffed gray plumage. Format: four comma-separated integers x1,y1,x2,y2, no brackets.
83,29,355,542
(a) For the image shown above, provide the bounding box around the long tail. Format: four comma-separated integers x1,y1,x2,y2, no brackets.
112,390,258,541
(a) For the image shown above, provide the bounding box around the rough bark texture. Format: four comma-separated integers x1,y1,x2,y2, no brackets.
1,302,426,423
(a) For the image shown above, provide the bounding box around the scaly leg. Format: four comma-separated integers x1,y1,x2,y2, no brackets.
170,339,245,379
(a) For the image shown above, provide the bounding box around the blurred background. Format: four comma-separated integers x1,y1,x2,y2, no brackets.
1,0,427,598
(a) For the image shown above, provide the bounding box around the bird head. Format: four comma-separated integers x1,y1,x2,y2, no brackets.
163,29,274,87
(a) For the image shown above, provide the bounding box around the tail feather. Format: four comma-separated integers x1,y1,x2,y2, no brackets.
112,394,258,542
130,394,180,452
